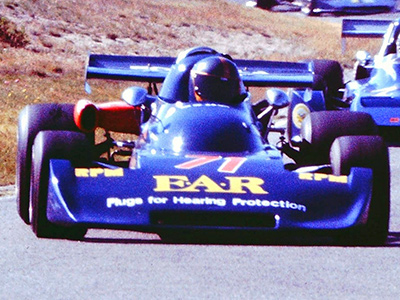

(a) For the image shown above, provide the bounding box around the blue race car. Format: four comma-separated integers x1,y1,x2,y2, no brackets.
288,19,400,146
298,0,397,16
255,0,396,15
16,47,389,244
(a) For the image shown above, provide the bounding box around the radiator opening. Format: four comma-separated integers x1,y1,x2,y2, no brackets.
150,211,277,228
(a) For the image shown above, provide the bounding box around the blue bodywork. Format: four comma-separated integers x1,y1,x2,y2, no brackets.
300,0,396,15
45,48,375,235
47,158,372,231
347,60,400,127
289,19,400,145
343,19,400,144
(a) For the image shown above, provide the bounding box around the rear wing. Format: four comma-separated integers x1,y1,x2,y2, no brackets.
85,54,313,93
341,19,392,53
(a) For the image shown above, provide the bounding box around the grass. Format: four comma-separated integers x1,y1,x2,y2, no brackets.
0,0,383,185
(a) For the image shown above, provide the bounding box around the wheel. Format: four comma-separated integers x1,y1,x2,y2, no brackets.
300,111,378,165
309,60,344,110
256,0,278,9
330,135,390,245
17,104,82,224
30,130,91,239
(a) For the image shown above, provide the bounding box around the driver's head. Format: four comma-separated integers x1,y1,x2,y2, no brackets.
190,56,246,104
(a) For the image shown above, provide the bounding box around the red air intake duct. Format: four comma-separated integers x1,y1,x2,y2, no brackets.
74,99,141,134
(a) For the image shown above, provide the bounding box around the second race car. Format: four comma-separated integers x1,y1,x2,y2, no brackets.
255,0,396,15
288,18,400,146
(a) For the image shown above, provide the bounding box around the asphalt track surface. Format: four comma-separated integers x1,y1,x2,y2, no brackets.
3,5,400,300
0,147,400,299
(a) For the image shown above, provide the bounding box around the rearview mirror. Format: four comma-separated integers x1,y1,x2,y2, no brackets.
265,88,289,109
121,87,156,106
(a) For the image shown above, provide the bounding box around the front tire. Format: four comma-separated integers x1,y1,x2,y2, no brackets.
330,135,390,245
17,104,79,224
30,130,91,239
300,111,378,165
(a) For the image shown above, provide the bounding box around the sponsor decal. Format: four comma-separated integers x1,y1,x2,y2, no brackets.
153,175,268,194
175,155,221,169
106,196,307,212
292,103,310,129
148,196,169,204
107,197,143,208
390,117,400,123
172,196,226,207
232,198,306,212
175,155,247,173
75,168,124,177
298,173,348,184
218,157,247,173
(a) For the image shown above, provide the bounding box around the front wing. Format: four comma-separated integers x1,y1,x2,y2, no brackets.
46,157,373,233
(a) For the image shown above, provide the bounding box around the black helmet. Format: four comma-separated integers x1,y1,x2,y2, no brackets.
190,56,246,104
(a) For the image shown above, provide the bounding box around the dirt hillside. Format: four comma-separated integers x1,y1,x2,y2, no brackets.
0,0,345,185
0,0,338,64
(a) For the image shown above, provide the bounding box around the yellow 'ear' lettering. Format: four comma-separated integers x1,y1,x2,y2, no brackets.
180,175,226,193
225,176,268,194
153,175,189,192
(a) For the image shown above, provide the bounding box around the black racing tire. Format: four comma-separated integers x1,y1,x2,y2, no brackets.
256,0,278,9
309,60,344,110
30,130,91,239
300,111,378,165
330,135,390,245
17,104,83,224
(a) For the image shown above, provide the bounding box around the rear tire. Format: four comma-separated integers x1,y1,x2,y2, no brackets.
310,60,344,110
30,131,91,239
17,104,79,224
330,135,389,245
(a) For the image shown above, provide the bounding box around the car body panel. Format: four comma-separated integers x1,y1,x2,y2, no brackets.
47,157,373,232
